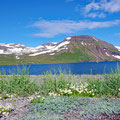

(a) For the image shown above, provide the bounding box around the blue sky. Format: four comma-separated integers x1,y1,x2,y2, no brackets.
0,0,120,47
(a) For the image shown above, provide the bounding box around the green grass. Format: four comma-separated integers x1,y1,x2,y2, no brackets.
39,70,73,95
0,47,107,65
87,67,120,97
0,66,120,98
0,67,39,97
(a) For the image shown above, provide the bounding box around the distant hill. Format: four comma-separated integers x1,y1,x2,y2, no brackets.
0,35,120,65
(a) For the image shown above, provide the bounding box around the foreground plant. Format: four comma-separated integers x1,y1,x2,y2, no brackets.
87,68,120,97
47,82,96,97
0,67,39,97
39,70,73,95
0,103,13,117
60,82,95,97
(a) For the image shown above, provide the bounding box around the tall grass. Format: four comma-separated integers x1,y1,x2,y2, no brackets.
0,65,120,98
0,67,39,97
88,66,120,97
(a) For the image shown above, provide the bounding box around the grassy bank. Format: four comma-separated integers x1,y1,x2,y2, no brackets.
1,69,120,98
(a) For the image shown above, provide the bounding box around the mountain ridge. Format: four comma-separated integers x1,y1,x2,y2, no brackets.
0,35,120,65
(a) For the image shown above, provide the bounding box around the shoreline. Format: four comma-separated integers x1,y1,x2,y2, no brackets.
0,60,119,66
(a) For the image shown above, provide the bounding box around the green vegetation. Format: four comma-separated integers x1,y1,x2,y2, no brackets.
0,67,120,98
0,47,110,65
39,71,73,95
55,48,92,62
0,68,39,97
1,67,120,119
88,68,120,97
22,97,120,120
0,55,17,65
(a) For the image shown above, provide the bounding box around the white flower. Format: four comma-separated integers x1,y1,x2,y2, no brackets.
70,85,76,89
37,95,41,98
28,96,34,101
48,92,57,96
10,95,14,98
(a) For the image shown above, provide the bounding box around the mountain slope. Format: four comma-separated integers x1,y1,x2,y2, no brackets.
0,35,120,65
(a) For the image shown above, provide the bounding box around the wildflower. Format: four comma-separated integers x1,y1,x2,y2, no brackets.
0,103,13,117
70,85,76,89
28,96,34,101
37,95,41,98
48,92,57,96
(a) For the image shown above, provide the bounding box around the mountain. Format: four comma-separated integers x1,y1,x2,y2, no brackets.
0,35,120,65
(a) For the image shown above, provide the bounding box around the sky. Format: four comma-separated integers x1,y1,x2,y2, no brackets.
0,0,120,47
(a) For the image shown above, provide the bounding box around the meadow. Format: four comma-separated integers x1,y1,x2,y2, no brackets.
0,67,120,119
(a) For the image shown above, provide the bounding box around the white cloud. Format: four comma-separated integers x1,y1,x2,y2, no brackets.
85,12,106,18
30,19,120,38
103,0,120,13
83,0,120,18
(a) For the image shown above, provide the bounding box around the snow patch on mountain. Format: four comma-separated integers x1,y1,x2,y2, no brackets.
0,50,4,54
106,52,110,56
49,53,55,55
115,46,120,51
16,56,20,59
113,55,120,59
81,41,87,46
29,41,70,56
66,37,71,40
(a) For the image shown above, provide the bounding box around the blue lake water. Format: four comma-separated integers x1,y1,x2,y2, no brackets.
0,61,120,75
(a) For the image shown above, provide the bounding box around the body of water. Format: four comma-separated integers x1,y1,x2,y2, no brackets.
0,61,120,75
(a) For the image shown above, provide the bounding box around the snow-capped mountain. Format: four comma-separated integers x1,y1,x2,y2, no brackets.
0,35,120,65
115,46,120,52
0,43,31,55
0,40,70,56
0,43,58,55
